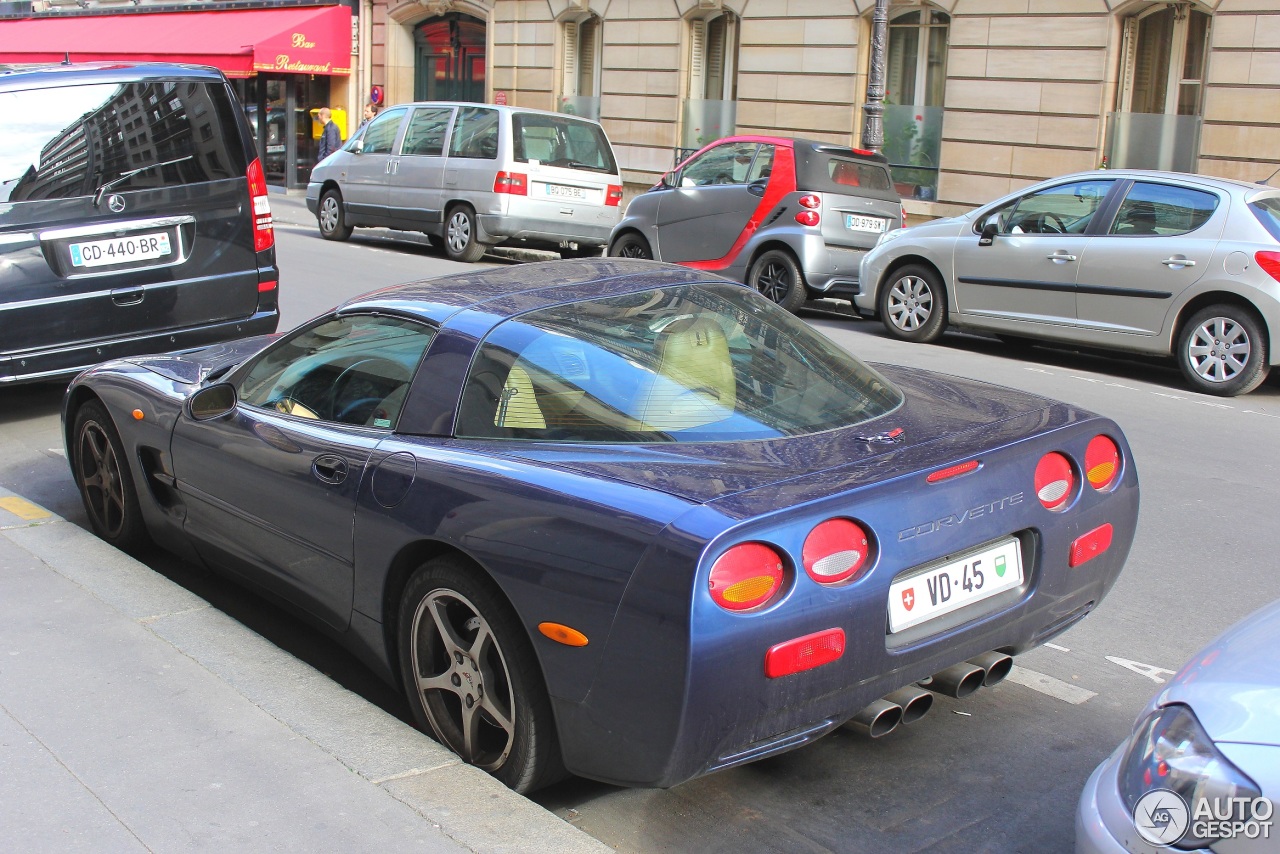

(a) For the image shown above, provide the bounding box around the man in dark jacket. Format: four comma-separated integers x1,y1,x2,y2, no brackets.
316,107,341,162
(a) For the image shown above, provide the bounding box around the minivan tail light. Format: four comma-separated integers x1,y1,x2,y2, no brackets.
1256,251,1280,282
605,185,624,206
1085,435,1121,491
795,210,820,227
493,171,528,195
708,543,786,611
1035,452,1074,511
246,158,274,252
803,519,871,585
901,204,908,226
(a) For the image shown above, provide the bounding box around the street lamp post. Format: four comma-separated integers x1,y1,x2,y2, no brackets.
861,0,889,153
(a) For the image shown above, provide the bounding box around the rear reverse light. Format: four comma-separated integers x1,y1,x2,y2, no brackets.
802,519,871,585
926,459,980,483
1034,452,1074,511
1085,435,1121,490
246,158,274,252
1256,251,1280,282
605,185,624,206
765,628,845,678
493,171,528,195
1069,523,1114,567
795,210,820,227
798,194,821,209
708,543,786,611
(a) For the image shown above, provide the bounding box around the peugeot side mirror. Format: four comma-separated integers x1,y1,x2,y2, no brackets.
189,383,237,420
978,220,999,247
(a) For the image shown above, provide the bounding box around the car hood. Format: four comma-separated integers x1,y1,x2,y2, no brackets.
1158,598,1280,747
126,334,278,385
487,365,1088,515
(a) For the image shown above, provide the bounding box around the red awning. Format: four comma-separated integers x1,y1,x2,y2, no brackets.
0,6,352,78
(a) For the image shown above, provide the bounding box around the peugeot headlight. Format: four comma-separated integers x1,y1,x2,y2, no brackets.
1118,704,1263,849
873,228,904,249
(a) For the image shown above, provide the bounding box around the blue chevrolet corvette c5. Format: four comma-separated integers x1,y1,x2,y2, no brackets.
62,258,1139,792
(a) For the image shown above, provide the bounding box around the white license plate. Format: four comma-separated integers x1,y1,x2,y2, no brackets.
887,537,1023,633
846,214,888,233
70,232,172,268
545,184,586,200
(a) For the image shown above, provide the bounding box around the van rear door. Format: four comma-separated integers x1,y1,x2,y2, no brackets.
509,112,621,233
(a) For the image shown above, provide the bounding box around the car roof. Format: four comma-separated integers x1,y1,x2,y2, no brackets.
0,61,226,91
337,259,735,326
1046,168,1271,195
710,135,889,165
380,100,606,123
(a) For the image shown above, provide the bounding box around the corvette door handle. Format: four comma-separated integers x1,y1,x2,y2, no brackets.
1046,253,1078,262
1161,257,1196,267
312,454,348,485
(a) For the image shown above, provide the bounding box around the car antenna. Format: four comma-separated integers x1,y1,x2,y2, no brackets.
1257,165,1280,185
62,52,71,65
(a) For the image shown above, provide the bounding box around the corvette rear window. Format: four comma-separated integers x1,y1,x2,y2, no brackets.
456,283,902,442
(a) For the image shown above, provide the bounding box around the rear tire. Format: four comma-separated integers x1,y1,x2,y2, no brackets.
747,249,806,313
397,556,564,793
71,400,149,553
878,264,947,343
317,189,352,241
608,232,652,259
1176,304,1270,396
445,205,487,263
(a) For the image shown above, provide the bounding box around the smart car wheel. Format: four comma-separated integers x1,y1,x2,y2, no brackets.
445,205,487,263
608,233,652,260
879,264,947,343
398,557,563,793
747,249,806,313
72,400,149,553
1176,304,1270,396
318,189,352,241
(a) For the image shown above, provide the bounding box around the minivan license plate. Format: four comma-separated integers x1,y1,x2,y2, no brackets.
545,184,586,200
846,214,888,233
70,233,172,268
887,537,1023,633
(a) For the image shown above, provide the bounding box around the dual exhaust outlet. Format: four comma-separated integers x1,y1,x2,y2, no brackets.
845,651,1013,739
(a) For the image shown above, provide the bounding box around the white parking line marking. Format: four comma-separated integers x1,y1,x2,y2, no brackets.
1106,656,1177,684
48,448,65,456
1004,665,1097,705
1021,366,1279,420
1043,643,1070,652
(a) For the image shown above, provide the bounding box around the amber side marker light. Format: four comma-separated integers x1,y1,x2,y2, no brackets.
132,409,145,421
538,622,589,647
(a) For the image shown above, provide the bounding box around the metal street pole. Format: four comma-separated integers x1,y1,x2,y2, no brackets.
861,0,889,153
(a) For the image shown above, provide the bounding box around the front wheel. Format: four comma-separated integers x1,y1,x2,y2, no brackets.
1176,305,1270,396
608,233,652,259
397,557,563,793
317,189,352,241
747,249,806,313
445,206,487,263
72,400,149,553
878,264,948,343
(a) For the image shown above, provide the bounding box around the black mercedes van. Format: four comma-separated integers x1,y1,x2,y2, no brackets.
0,63,279,384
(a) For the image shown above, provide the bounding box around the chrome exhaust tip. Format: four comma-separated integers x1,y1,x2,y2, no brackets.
969,651,1014,687
921,662,986,698
844,698,903,738
884,687,934,725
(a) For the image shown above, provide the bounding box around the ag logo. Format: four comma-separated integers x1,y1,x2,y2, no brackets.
1133,789,1189,846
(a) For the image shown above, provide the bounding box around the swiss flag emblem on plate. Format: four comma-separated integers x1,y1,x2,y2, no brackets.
901,587,915,611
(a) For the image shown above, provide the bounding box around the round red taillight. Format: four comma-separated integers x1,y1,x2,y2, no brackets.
1085,435,1120,491
798,194,821,209
1034,452,1074,511
802,518,871,585
708,543,786,611
795,210,820,227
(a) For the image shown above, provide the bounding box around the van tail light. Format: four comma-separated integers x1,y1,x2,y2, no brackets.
605,185,624,206
1256,251,1280,282
1085,435,1121,490
901,204,908,227
803,519,871,585
765,628,845,678
246,158,274,252
1035,452,1074,511
709,543,786,611
795,210,820,227
493,171,528,195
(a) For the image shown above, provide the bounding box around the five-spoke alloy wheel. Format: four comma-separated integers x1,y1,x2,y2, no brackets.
72,400,148,552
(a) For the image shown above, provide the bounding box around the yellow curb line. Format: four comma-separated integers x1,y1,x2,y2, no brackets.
0,497,53,521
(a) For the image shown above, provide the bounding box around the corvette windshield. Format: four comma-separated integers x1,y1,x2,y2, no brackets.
456,283,903,442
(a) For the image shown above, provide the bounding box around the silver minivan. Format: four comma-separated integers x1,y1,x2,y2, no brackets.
306,103,624,262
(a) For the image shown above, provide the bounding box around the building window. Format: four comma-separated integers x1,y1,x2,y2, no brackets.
561,15,602,121
882,8,948,201
682,12,739,149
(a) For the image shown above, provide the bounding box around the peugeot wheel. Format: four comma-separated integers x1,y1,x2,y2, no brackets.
318,189,352,241
72,400,149,553
445,205,487,263
398,556,563,792
608,233,652,260
1177,304,1270,396
747,249,806,313
879,264,947,343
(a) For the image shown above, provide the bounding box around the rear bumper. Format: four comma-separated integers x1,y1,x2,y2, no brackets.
477,213,617,247
0,309,279,385
799,240,867,295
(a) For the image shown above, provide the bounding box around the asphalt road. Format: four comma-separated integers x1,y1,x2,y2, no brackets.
3,212,1278,853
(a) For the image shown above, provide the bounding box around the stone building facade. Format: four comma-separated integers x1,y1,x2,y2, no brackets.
365,0,1278,216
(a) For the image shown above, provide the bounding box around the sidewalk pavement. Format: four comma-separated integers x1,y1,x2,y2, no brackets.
0,486,609,853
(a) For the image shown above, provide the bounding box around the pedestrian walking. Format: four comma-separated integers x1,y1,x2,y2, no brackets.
316,107,341,162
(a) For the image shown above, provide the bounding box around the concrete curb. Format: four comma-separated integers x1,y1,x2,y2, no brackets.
0,490,609,854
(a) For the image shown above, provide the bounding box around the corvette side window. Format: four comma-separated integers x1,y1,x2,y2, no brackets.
236,315,434,428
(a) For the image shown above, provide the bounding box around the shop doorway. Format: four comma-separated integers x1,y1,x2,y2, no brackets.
414,14,486,103
233,74,332,188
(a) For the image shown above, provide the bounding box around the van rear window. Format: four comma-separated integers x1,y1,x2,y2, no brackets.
827,158,892,191
512,114,617,174
0,80,246,204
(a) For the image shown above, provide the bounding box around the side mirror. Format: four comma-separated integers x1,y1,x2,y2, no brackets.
352,138,364,155
660,170,680,189
978,220,999,247
189,383,237,421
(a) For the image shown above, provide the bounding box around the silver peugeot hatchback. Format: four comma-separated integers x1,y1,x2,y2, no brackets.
306,102,623,262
